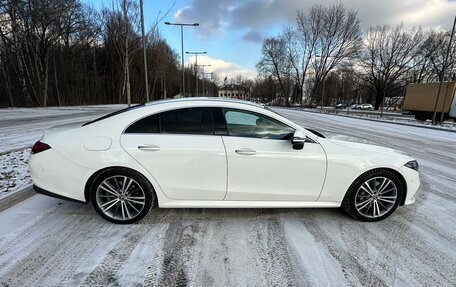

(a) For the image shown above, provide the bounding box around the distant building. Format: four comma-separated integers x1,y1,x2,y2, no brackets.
218,84,249,99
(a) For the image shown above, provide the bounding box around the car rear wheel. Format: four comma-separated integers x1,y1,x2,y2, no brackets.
90,168,154,224
342,169,403,222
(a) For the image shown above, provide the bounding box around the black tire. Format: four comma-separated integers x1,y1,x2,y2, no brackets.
341,169,404,222
414,112,427,121
90,167,155,224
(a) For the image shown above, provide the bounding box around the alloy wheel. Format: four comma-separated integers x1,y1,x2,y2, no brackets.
95,175,146,221
354,176,398,218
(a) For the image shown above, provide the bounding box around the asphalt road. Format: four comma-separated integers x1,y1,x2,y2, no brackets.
0,108,455,286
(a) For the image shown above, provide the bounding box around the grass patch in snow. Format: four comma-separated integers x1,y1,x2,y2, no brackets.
0,148,31,199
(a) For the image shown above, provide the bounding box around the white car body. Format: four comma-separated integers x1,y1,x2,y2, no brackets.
361,104,374,110
29,98,420,211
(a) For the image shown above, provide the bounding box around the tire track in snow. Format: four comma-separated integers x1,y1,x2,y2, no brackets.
114,223,168,286
249,214,296,286
154,218,203,286
293,211,388,286
0,203,65,279
0,205,90,286
0,203,61,251
81,215,158,286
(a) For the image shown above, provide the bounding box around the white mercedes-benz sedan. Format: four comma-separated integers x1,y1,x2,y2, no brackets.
29,98,420,224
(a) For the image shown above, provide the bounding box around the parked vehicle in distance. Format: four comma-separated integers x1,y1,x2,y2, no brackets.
304,102,318,108
360,104,374,110
335,103,348,109
403,82,456,121
29,98,420,224
350,104,361,109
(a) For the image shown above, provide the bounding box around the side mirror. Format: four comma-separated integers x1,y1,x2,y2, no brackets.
291,131,306,150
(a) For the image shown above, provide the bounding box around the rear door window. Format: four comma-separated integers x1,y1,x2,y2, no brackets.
160,107,213,135
124,114,159,133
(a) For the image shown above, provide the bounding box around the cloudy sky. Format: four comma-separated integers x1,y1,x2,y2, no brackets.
86,0,456,79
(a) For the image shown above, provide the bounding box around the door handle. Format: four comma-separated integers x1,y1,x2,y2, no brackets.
235,148,256,155
138,144,160,151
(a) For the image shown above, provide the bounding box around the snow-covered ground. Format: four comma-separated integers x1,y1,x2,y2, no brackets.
300,107,456,130
0,107,455,286
0,149,31,197
0,105,124,199
0,105,126,154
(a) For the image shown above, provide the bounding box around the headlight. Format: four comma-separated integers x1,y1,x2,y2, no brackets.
404,160,419,171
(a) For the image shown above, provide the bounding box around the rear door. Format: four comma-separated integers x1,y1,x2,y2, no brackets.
120,107,227,200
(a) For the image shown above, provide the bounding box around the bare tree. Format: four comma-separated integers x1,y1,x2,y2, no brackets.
257,37,293,105
0,0,87,107
414,30,456,82
282,19,317,106
358,24,424,109
309,4,362,104
257,3,361,106
0,0,183,107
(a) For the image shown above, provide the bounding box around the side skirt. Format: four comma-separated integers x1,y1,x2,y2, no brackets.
158,200,341,209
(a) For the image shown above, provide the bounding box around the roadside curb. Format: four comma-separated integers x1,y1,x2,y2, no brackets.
0,186,35,213
283,108,456,133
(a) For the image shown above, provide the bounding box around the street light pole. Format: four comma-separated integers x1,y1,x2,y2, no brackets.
321,79,326,110
203,72,213,96
186,51,206,96
314,55,326,111
438,15,456,124
139,0,149,102
197,64,211,96
432,15,456,124
165,22,199,97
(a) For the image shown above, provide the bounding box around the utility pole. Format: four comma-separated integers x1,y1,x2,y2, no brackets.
197,64,211,96
432,15,456,124
140,0,149,102
123,0,131,107
165,22,199,97
439,15,456,124
186,51,206,96
203,72,214,96
320,79,326,110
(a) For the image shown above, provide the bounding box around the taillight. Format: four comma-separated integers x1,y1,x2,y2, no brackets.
31,141,51,154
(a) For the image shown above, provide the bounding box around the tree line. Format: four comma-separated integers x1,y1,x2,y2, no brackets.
1,1,454,108
254,3,456,109
0,0,218,107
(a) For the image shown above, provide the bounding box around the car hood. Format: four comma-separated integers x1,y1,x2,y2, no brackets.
322,138,414,165
328,138,400,154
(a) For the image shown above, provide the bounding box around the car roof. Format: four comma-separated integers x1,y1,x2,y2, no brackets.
144,97,265,109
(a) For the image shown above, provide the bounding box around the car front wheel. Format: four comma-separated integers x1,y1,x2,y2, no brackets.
90,168,154,224
342,169,404,221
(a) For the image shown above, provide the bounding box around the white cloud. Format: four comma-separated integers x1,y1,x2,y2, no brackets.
175,0,456,37
186,55,257,79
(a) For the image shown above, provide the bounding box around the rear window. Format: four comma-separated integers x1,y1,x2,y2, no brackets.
82,104,144,127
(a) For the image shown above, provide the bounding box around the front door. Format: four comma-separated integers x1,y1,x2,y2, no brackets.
221,109,326,201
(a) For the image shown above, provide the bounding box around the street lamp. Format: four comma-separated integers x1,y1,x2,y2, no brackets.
165,22,199,97
203,72,214,96
139,0,149,102
432,15,456,124
197,64,211,96
186,51,207,96
314,55,326,110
